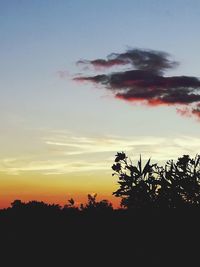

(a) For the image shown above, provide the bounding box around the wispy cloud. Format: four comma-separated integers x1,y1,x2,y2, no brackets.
45,135,165,156
74,48,200,120
1,133,200,175
41,133,200,166
0,157,109,175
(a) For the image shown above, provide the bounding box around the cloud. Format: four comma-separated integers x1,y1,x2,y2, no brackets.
77,59,129,70
45,135,165,156
1,132,200,175
0,155,109,175
191,107,200,119
74,48,200,120
77,49,178,74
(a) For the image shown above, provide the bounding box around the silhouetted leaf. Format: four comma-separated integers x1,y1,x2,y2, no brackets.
138,155,142,174
115,152,127,162
112,163,121,172
142,158,151,177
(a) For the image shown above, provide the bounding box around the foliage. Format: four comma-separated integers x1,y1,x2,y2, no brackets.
4,153,200,212
81,194,113,212
8,194,113,214
112,152,200,208
157,155,200,207
112,152,158,208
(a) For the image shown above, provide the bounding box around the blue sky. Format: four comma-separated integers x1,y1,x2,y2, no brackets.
0,0,200,206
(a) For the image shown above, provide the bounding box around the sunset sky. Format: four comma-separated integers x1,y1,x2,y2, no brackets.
1,0,200,208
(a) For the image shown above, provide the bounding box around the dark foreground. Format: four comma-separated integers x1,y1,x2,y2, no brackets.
0,207,200,266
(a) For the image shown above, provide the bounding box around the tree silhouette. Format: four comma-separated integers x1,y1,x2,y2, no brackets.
112,152,158,208
64,198,75,209
157,154,200,207
80,193,113,212
11,199,25,209
112,152,200,208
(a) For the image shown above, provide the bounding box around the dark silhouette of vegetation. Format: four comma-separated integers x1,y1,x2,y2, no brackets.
112,153,200,209
1,154,200,265
112,152,158,208
80,194,113,213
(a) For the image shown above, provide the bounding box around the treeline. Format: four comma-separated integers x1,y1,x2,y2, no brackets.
1,154,200,265
1,193,113,215
1,153,200,215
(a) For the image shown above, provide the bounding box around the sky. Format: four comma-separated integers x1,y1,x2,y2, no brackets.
1,0,200,208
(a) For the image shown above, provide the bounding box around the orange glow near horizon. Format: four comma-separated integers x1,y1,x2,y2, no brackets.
0,194,120,210
0,172,121,209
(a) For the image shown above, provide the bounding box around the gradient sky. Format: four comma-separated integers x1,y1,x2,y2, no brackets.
1,0,200,208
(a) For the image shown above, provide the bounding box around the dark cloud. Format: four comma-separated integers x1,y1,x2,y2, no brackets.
77,49,178,74
192,108,200,119
108,49,178,75
74,48,200,120
177,107,200,120
77,58,129,69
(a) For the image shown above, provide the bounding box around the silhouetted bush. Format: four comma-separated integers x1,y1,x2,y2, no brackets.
112,152,158,208
1,154,200,266
80,194,113,214
112,153,200,208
